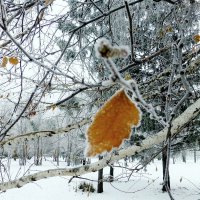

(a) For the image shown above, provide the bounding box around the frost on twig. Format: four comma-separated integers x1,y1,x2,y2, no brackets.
0,0,7,29
0,118,91,147
1,96,200,191
95,38,129,59
95,38,166,127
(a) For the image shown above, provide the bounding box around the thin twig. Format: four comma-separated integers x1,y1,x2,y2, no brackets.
124,1,135,61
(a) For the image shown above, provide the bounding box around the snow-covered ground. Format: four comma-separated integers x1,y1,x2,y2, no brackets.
0,157,200,200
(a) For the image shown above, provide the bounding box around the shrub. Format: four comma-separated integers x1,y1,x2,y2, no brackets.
78,182,95,193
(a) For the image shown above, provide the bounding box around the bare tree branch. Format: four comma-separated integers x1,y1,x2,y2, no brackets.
1,96,200,191
0,118,91,147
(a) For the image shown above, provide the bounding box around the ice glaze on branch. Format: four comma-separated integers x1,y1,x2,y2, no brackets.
0,118,91,147
1,96,200,191
96,38,166,126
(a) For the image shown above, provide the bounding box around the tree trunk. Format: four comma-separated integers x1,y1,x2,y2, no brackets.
194,148,197,163
182,150,186,163
194,140,197,163
97,156,103,193
109,165,114,182
162,145,170,192
19,141,28,166
34,137,42,165
56,137,60,166
66,142,72,166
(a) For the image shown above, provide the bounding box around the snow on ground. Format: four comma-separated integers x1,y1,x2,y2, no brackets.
0,157,200,200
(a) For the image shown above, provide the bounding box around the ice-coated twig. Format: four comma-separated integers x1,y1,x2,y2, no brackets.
1,97,200,191
0,118,91,147
95,38,167,127
0,0,7,30
165,63,176,122
171,42,191,113
124,1,135,61
95,38,129,59
162,47,176,198
129,81,167,126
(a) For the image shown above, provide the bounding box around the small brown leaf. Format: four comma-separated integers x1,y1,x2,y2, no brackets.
165,26,173,33
29,111,36,117
96,39,129,58
1,56,8,67
9,57,19,65
193,34,200,43
51,104,57,111
124,72,132,80
45,0,55,6
158,29,165,38
86,90,141,157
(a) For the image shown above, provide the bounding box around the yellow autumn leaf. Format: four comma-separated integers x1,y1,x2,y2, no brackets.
193,34,200,43
86,89,141,157
1,56,8,68
9,57,19,65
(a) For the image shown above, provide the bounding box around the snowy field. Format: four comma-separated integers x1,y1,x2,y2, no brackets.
0,157,200,200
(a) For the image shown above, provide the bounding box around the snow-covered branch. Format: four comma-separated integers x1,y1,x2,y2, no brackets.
0,118,91,147
1,97,200,191
142,55,200,90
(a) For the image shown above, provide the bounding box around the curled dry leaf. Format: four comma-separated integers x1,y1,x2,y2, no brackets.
9,57,19,65
86,89,141,157
96,38,129,58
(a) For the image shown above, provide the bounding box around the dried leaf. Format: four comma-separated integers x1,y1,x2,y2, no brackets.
51,104,57,111
165,26,173,33
124,72,132,80
9,57,19,65
96,38,129,58
86,90,141,157
158,29,165,38
1,56,8,67
28,111,36,117
193,34,200,43
45,0,55,6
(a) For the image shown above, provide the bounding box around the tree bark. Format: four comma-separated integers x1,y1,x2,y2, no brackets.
182,151,186,163
1,97,200,191
109,165,114,182
162,145,170,191
97,156,103,193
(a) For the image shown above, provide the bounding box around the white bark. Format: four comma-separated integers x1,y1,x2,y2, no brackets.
0,118,91,147
1,97,200,191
